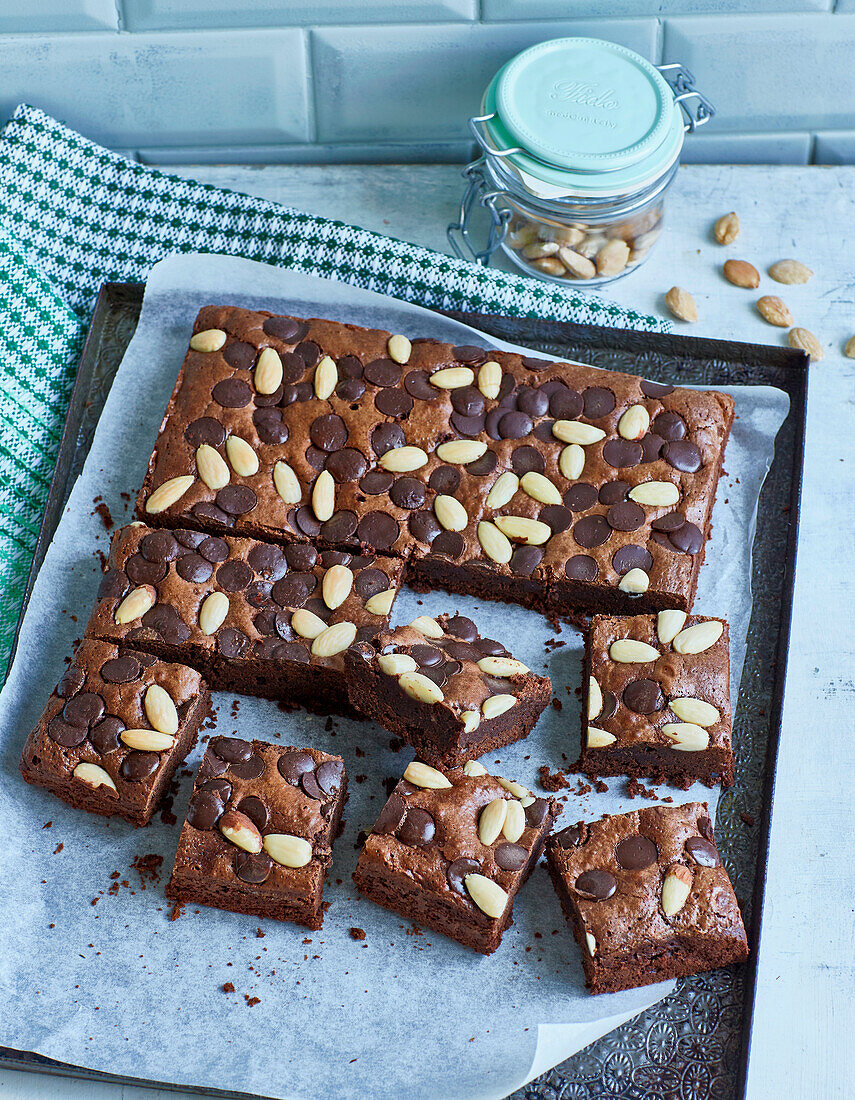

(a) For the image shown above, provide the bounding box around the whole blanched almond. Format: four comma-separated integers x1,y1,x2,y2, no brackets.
273,460,301,505
559,443,585,481
434,494,468,532
145,475,195,514
225,435,259,477
672,620,723,654
291,608,328,638
587,676,603,721
670,697,720,726
788,328,824,360
477,520,512,564
596,238,630,277
378,446,428,472
121,728,175,751
464,873,509,919
378,652,418,676
199,590,229,636
322,564,353,610
196,444,229,491
714,212,740,245
586,931,597,956
311,620,357,657
486,471,519,510
520,471,562,505
665,287,698,323
463,759,488,777
478,361,502,399
436,439,488,464
619,567,649,594
757,295,793,327
482,694,516,719
190,328,227,353
661,864,693,916
478,797,508,845
114,585,156,625
264,833,313,868
314,355,338,400
723,259,760,289
609,639,660,663
387,334,412,364
522,240,559,260
477,656,529,677
587,726,616,748
255,347,283,394
430,366,475,389
503,799,526,843
558,247,596,279
494,515,551,545
662,722,710,751
403,760,452,789
461,711,481,735
399,671,444,705
629,481,680,507
364,588,395,616
145,684,178,735
617,404,650,441
495,776,530,798
408,615,444,638
73,761,117,792
769,259,813,285
552,421,606,445
311,469,335,522
657,609,687,645
220,809,262,854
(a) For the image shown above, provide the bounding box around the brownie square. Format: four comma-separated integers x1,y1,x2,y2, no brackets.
580,612,733,789
20,639,209,826
136,305,733,617
86,523,403,712
345,612,551,769
546,803,748,994
353,759,558,954
165,738,347,930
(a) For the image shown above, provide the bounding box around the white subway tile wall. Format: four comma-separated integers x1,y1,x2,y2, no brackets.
0,4,850,162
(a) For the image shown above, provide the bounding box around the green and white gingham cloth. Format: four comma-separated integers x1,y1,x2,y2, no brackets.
0,102,669,676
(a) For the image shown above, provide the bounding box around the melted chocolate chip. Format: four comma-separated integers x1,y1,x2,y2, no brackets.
603,439,643,468
120,751,160,780
653,411,686,441
217,560,253,592
247,544,287,579
452,345,488,365
623,679,665,714
223,340,256,370
511,445,545,476
363,357,401,387
176,553,214,583
212,378,251,408
523,798,550,828
554,822,585,849
495,842,528,872
233,851,273,884
263,315,306,342
640,379,675,398
141,604,191,644
90,715,125,754
277,749,316,784
373,792,407,835
607,501,645,532
100,655,142,684
612,545,653,574
573,515,612,548
141,529,179,562
466,450,498,476
47,715,88,747
370,423,405,457
237,795,268,831
63,692,105,728
510,545,543,576
583,387,615,418
548,385,583,419
429,466,460,494
685,836,721,867
397,807,435,847
597,690,618,722
447,857,480,896
663,440,702,473
564,554,598,581
651,510,686,533
564,483,598,511
58,666,85,698
215,486,257,515
125,554,167,586
445,614,477,641
598,481,629,505
230,754,264,780
575,868,617,900
187,789,225,830
615,835,658,870
389,477,426,510
432,530,464,558
669,521,703,554
403,370,438,401
184,417,226,448
360,470,394,495
357,512,399,550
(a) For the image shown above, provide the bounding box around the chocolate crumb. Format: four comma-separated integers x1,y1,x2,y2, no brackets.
222,982,235,993
349,927,367,941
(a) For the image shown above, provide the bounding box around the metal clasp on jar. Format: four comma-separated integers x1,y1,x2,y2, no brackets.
446,156,513,266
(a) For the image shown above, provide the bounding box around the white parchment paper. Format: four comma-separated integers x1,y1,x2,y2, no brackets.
0,255,789,1100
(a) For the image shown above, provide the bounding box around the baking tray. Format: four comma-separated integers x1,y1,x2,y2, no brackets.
2,282,807,1100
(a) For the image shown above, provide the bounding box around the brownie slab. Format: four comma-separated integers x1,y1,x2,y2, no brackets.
580,611,733,789
353,759,558,954
165,738,347,930
346,612,550,769
546,803,748,994
86,523,403,712
20,639,209,826
136,305,734,617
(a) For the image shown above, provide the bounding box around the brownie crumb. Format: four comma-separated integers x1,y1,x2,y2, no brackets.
256,928,265,938
593,779,609,793
626,778,659,801
222,982,235,994
551,698,563,711
131,853,164,886
349,927,367,941
244,995,261,1007
538,765,574,792
94,501,114,530
740,811,755,827
169,902,184,922
53,842,64,854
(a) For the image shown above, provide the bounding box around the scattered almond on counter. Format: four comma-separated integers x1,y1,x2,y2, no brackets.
845,336,855,359
723,259,760,288
665,286,698,323
788,328,824,360
756,295,794,327
768,259,813,285
714,211,740,245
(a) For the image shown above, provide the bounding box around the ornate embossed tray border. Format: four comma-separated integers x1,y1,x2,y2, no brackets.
2,283,807,1100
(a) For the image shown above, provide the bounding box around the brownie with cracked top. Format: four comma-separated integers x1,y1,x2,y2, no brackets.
165,738,347,929
136,306,734,617
546,803,748,994
353,759,559,954
86,523,403,712
580,611,733,789
345,612,551,769
20,638,209,826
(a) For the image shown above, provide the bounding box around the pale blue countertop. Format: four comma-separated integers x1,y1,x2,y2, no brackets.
3,163,852,1100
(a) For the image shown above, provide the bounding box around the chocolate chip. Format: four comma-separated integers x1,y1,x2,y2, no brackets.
200,537,230,563
98,569,128,600
100,655,141,684
280,352,307,385
322,511,359,544
603,439,643,468
47,715,88,747
445,615,477,641
452,345,488,365
397,807,436,847
216,486,257,515
63,692,105,728
192,501,234,528
685,836,721,867
141,530,179,563
597,690,618,722
253,407,289,445
564,483,598,511
495,842,528,872
640,379,674,398
466,450,498,476
575,868,617,900
554,822,585,848
141,604,191,644
277,750,316,784
451,386,485,418
653,412,686,441
651,510,686,533
698,815,715,843
237,795,268,831
90,715,125,754
373,792,407,834
212,378,251,408
359,470,394,495
389,477,426,510
223,340,256,370
125,554,168,586
375,389,413,418
364,358,401,387
337,354,363,379
337,377,365,402
309,413,348,453
293,507,321,538
450,411,487,438
539,504,573,533
286,545,318,572
263,315,306,342
615,835,658,870
246,544,287,580
316,759,344,795
607,501,645,532
187,790,225,830
524,797,551,828
583,387,615,418
598,481,628,505
371,423,404,457
184,417,226,448
233,851,273,884
217,627,250,658
432,530,464,558
175,529,205,550
548,385,584,419
669,521,703,554
121,751,160,780
357,512,398,550
325,448,368,483
475,638,507,657
426,466,458,495
640,432,665,463
217,560,252,592
403,370,438,401
519,355,550,371
573,515,611,548
663,440,702,472
255,383,284,407
447,857,480,895
349,568,384,601
176,553,214,583
510,545,543,575
497,410,533,440
612,545,653,574
623,679,665,714
518,386,550,419
511,445,545,476
58,666,85,698
410,644,443,667
444,641,479,661
564,554,598,581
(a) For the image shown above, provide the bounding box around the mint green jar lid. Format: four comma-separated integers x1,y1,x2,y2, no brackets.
481,38,685,196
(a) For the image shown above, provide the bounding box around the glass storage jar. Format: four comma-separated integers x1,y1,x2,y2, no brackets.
448,38,714,288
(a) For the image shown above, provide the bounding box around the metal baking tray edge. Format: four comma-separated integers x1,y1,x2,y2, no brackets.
2,282,807,1100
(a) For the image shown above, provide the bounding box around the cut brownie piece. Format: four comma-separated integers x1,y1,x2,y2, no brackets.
136,305,734,616
345,612,551,769
20,639,208,826
579,611,733,789
86,523,403,712
165,738,347,930
546,802,748,994
353,759,558,954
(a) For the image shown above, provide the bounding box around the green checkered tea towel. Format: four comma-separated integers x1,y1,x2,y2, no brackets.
0,102,669,676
